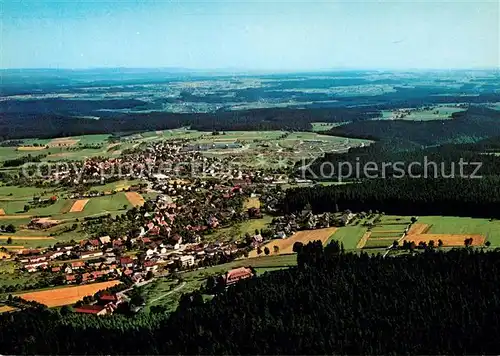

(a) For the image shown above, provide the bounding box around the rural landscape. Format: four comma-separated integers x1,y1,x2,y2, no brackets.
2,0,500,354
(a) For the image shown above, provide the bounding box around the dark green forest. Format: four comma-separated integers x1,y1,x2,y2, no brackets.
282,177,500,218
3,244,500,354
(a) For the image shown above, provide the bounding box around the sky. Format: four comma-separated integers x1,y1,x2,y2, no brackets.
1,0,499,70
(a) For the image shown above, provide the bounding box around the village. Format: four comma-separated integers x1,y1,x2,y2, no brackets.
0,137,344,315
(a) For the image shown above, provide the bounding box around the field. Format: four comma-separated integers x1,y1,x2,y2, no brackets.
16,280,121,307
69,199,89,212
380,105,466,121
403,234,485,246
125,192,145,207
248,227,337,257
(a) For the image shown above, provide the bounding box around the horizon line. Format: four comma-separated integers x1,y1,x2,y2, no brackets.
1,66,499,73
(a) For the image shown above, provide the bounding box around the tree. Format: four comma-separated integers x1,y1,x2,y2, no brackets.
6,237,12,245
145,271,154,280
123,204,128,210
392,240,399,249
23,205,30,212
5,224,16,233
273,245,279,254
438,239,444,248
257,246,262,256
411,216,418,224
428,240,435,249
264,247,270,256
292,241,304,253
485,241,491,247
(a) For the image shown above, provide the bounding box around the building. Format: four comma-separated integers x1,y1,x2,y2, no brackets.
221,267,254,287
79,251,103,259
74,304,114,316
179,255,195,268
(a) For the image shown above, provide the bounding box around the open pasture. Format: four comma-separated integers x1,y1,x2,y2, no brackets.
17,280,121,307
249,227,337,257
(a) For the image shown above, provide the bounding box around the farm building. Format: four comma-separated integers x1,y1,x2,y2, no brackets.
221,267,255,287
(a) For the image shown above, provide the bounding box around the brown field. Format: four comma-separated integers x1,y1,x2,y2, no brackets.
404,234,485,247
356,231,372,249
0,209,5,216
249,227,337,258
47,138,79,147
0,214,31,220
17,146,46,151
0,305,16,313
0,235,55,240
244,197,261,209
17,280,121,307
407,223,430,235
125,192,145,207
69,199,89,212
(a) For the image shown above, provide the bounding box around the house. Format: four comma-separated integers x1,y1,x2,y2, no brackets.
120,256,134,268
221,267,254,286
99,235,111,245
66,274,76,283
81,239,100,251
144,260,158,272
47,251,65,260
179,255,195,268
74,304,115,316
79,251,103,259
24,261,49,272
99,294,118,303
71,261,85,269
51,266,61,273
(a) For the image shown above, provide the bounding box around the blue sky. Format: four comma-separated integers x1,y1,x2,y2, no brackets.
1,0,499,70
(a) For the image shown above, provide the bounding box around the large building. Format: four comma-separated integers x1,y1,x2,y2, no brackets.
221,267,254,287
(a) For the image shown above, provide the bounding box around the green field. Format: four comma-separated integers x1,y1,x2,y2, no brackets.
380,105,465,121
327,226,367,249
311,122,349,132
205,215,273,243
418,216,500,245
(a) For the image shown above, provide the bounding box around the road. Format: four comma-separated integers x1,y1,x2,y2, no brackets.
148,281,186,304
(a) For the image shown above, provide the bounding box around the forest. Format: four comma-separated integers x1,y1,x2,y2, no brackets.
301,137,500,179
0,107,379,140
326,106,500,146
281,177,500,218
3,244,500,354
